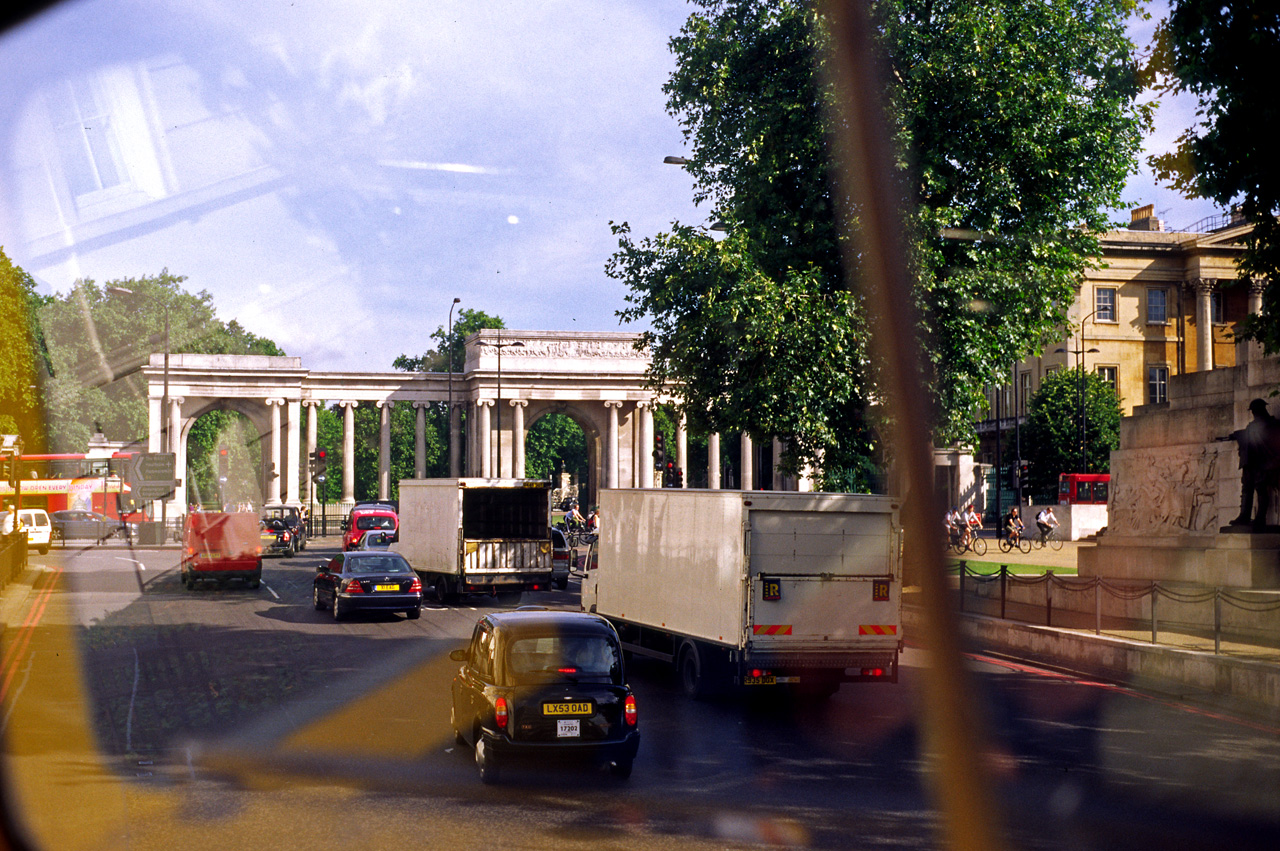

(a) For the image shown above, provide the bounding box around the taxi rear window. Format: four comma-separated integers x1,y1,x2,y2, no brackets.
506,634,620,685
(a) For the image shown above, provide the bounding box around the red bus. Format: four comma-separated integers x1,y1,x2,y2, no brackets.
0,453,144,520
1058,473,1110,505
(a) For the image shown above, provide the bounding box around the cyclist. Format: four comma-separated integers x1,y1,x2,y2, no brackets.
944,506,962,547
1035,505,1059,544
962,503,981,548
1004,506,1024,546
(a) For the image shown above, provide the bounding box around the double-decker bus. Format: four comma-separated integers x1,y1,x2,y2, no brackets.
0,453,143,520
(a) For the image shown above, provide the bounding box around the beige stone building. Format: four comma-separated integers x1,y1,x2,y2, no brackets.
970,206,1258,500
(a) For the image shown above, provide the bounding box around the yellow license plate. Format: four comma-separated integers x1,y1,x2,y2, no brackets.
374,584,399,592
542,702,592,715
743,675,777,686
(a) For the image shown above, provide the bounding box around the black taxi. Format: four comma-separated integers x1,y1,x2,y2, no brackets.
449,610,639,784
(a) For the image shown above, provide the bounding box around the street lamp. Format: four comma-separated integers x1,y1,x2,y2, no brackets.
447,297,461,476
1055,340,1101,473
494,332,524,478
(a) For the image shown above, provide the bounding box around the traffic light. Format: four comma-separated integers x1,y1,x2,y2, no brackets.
315,449,328,477
653,433,666,470
1008,463,1019,490
674,467,684,488
663,460,675,487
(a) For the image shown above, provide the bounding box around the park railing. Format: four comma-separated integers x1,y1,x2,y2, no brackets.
0,530,28,589
953,561,1280,657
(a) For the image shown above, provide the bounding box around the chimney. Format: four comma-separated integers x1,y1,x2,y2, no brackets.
1128,204,1163,231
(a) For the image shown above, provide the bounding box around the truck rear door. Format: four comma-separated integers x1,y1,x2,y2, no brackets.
746,506,901,654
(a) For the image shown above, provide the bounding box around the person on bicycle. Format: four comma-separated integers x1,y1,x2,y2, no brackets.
962,504,981,547
1035,506,1058,544
566,501,586,530
1004,506,1023,544
945,507,962,547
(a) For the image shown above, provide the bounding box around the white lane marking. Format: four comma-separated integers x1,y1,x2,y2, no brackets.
262,583,280,600
116,557,145,569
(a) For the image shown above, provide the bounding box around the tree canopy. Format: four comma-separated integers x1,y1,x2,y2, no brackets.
1148,0,1280,352
394,308,506,373
0,247,48,445
608,0,1147,478
1022,367,1121,502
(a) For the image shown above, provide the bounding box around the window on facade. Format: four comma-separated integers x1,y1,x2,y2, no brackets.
1148,366,1169,404
1211,290,1224,324
1096,365,1118,392
46,77,125,199
1095,287,1117,322
1019,371,1031,416
1147,288,1169,324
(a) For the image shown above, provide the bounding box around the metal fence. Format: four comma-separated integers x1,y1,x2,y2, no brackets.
953,561,1280,656
0,531,28,588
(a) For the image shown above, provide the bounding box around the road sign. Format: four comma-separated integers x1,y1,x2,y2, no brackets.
126,453,177,501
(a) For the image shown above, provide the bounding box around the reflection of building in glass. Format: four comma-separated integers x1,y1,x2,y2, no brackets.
12,60,280,278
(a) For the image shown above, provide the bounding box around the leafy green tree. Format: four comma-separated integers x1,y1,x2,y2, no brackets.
0,248,49,446
524,413,589,491
1022,368,1121,502
394,308,506,373
1147,1,1280,352
609,0,1147,478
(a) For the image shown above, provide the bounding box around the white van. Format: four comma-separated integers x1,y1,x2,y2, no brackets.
17,508,52,555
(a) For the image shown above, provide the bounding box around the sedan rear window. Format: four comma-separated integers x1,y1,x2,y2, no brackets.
355,515,396,530
507,634,620,685
346,556,412,574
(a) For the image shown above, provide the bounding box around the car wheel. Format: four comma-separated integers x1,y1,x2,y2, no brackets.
475,736,500,785
433,575,452,605
609,759,633,780
332,592,344,621
284,543,295,558
248,577,261,590
313,585,324,611
406,606,421,620
38,545,49,555
679,642,710,700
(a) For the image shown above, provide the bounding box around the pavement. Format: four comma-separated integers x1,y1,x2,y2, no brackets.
909,535,1280,722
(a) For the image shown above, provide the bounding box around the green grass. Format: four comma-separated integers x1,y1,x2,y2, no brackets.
943,559,1077,576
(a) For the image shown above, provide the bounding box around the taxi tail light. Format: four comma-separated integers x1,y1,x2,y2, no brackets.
282,531,291,542
343,579,364,594
624,694,637,726
750,668,771,678
494,696,509,730
408,577,422,593
862,667,885,678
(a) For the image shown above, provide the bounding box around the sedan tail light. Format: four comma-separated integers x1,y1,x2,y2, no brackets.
494,696,509,730
408,577,422,593
282,531,291,542
343,578,364,594
624,694,637,726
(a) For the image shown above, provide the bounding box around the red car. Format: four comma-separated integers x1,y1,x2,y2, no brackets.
342,503,398,551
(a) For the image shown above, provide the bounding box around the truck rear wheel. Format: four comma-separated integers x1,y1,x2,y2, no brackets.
678,641,711,700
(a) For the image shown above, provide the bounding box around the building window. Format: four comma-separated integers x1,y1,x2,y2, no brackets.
1148,366,1169,404
1096,365,1118,393
1019,371,1031,416
1147,288,1169,324
1211,290,1224,324
1095,287,1117,322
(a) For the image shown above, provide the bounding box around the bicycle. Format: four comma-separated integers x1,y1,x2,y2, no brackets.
998,527,1031,554
949,528,987,556
1032,526,1064,551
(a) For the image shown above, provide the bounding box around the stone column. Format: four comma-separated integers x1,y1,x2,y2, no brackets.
450,403,462,478
148,396,162,452
377,401,393,500
639,402,654,488
511,400,527,478
740,433,754,491
707,433,721,489
304,401,318,500
267,398,283,505
477,400,493,478
286,399,301,503
1194,278,1215,371
169,397,186,512
605,401,623,489
414,402,426,479
676,413,688,488
341,401,356,506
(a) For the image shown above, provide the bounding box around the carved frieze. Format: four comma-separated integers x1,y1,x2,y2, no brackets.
477,339,648,360
1108,444,1223,536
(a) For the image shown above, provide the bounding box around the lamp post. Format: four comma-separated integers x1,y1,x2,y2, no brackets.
447,297,461,476
1055,335,1101,473
494,332,524,478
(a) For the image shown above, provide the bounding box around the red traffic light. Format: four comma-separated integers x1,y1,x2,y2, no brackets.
317,449,326,459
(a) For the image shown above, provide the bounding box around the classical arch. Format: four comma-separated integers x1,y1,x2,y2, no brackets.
142,330,809,516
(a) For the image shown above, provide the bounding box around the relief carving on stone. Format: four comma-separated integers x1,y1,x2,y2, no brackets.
1109,445,1220,536
479,339,647,360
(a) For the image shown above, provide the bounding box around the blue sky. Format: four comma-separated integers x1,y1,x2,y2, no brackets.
0,0,1217,373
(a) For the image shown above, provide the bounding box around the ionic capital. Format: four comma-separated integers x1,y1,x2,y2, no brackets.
508,399,528,408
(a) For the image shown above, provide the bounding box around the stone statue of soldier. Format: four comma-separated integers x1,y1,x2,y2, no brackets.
1223,398,1280,531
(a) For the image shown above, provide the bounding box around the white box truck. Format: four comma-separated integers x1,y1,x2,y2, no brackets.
582,489,902,698
394,478,555,603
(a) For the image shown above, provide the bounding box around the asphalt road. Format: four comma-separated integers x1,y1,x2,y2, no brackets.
3,539,1279,850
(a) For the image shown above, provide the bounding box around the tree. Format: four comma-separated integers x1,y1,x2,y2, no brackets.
608,0,1147,478
1022,368,1121,502
524,413,589,492
393,308,506,373
0,248,49,446
1148,1,1280,352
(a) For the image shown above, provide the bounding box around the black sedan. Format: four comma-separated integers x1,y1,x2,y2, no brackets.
50,509,130,543
313,551,422,621
449,610,640,784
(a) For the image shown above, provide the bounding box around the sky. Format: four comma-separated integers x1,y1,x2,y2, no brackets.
0,0,1219,374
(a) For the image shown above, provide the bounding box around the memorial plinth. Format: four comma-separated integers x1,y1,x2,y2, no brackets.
1080,347,1280,589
